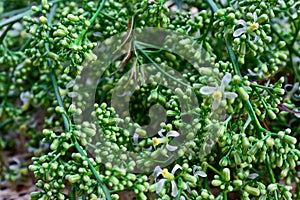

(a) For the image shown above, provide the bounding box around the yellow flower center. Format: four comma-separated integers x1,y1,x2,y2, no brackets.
213,91,222,100
153,137,159,147
152,137,168,147
249,22,259,31
162,169,175,180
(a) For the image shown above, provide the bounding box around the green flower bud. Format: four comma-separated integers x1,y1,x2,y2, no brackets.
82,127,96,137
67,14,80,22
212,180,222,186
222,168,230,182
267,109,276,119
257,14,268,23
183,173,197,184
165,52,176,61
67,174,81,183
233,180,243,186
166,110,178,117
47,52,59,60
237,87,249,100
53,29,67,37
280,168,289,178
266,137,274,147
273,88,285,95
135,128,147,137
249,144,258,155
201,190,209,198
283,135,297,144
55,106,65,114
267,183,277,192
30,191,42,200
199,67,212,76
39,16,48,23
233,151,242,165
245,185,260,196
50,139,59,150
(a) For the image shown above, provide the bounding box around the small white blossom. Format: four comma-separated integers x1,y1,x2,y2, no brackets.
233,12,259,41
20,91,31,111
193,165,207,177
152,129,180,151
59,79,77,99
200,73,237,110
284,82,299,102
154,164,182,197
294,108,300,118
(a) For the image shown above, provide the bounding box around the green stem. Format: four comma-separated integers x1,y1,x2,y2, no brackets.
206,0,218,13
73,139,111,200
50,69,71,131
0,0,63,28
207,163,221,175
266,154,278,200
135,43,191,88
75,0,106,45
0,23,13,44
0,6,29,19
223,191,228,200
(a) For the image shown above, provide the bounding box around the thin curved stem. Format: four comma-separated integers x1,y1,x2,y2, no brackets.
75,0,106,45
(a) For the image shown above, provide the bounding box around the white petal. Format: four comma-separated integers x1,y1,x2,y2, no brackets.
20,91,30,103
154,166,163,179
171,164,182,174
294,109,300,118
156,179,167,194
224,92,238,99
133,133,139,145
221,73,232,88
66,80,76,88
68,92,78,98
291,82,299,93
180,196,186,200
248,173,259,179
158,129,166,137
200,86,217,95
233,27,246,37
171,181,179,197
166,131,180,138
166,144,178,151
212,98,221,110
194,171,207,177
237,19,246,26
193,166,200,174
253,34,259,42
253,12,257,22
247,69,261,76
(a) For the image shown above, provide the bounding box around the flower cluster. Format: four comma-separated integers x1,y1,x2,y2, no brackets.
0,0,299,200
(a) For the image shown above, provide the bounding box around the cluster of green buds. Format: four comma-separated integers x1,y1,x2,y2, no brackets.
0,0,299,199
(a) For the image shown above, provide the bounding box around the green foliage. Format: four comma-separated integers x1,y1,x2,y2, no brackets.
0,0,299,199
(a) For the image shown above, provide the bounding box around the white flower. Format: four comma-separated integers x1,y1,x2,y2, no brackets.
200,73,237,110
133,132,152,151
294,108,300,118
20,91,31,111
154,164,182,197
193,165,207,177
152,129,180,151
233,12,259,40
284,82,299,102
59,80,77,99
